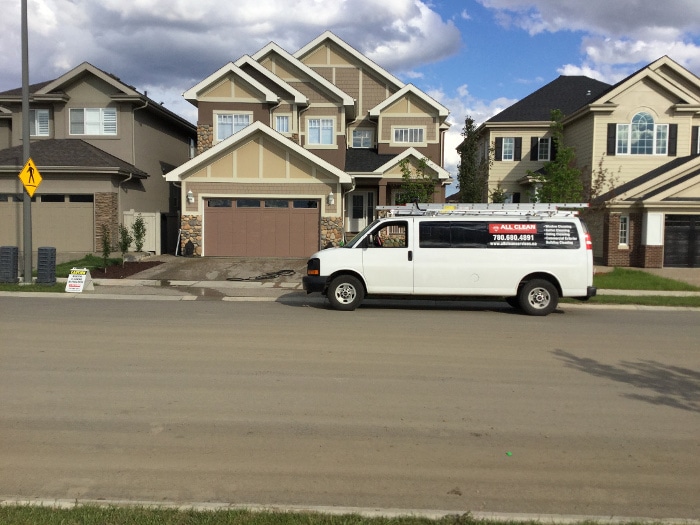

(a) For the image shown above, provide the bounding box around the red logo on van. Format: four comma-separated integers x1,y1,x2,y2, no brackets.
489,223,537,234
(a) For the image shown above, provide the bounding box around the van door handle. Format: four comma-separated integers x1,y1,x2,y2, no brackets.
408,250,413,261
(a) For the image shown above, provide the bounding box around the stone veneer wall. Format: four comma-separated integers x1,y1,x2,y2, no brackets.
197,125,213,155
321,217,343,248
94,192,118,251
179,215,203,255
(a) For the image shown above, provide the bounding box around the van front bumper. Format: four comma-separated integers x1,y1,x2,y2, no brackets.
303,275,327,294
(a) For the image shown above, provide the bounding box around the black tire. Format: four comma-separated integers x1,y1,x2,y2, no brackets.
518,279,558,316
327,275,364,311
505,296,520,309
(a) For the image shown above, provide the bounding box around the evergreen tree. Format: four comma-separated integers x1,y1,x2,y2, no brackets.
456,116,489,202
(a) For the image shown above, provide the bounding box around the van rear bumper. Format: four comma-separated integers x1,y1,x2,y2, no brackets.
573,286,597,301
303,275,327,294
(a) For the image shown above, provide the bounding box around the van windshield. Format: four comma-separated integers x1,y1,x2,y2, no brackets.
345,219,381,248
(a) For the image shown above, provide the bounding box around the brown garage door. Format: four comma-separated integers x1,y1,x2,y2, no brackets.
204,198,320,257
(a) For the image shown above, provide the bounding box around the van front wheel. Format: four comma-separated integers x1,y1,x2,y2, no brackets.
519,279,558,316
328,275,364,311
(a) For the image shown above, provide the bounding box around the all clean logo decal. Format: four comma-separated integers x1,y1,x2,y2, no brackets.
489,223,538,234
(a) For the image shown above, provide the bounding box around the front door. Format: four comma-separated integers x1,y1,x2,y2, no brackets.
346,191,375,232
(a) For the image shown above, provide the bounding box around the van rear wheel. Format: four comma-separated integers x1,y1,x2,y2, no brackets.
519,279,558,316
328,275,364,311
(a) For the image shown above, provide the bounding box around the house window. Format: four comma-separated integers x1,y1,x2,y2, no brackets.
308,118,334,145
538,138,550,161
619,215,629,246
393,127,424,144
352,129,373,148
216,113,250,141
502,137,515,161
616,112,668,155
275,115,290,133
29,109,49,137
69,108,117,135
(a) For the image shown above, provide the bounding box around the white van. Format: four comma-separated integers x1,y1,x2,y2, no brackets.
302,203,596,316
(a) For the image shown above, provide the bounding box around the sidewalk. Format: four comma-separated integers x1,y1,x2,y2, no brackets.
3,254,700,304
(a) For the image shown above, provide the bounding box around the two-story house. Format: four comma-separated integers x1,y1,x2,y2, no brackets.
165,31,451,257
475,56,700,268
0,63,196,261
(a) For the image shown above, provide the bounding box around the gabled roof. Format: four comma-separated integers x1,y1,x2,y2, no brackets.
369,84,449,118
164,121,352,184
374,147,451,181
0,62,195,133
592,56,700,109
294,31,404,91
0,139,147,178
345,149,397,173
597,154,700,203
252,41,355,108
486,76,611,123
234,55,308,104
183,62,280,105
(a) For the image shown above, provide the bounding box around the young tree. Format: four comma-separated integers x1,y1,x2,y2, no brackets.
529,109,583,203
131,214,147,253
395,157,436,204
118,224,133,266
456,116,490,202
100,224,111,273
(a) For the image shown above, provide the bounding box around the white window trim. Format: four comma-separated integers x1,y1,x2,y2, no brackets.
616,114,669,155
69,107,117,136
619,215,629,247
306,117,336,148
390,125,427,147
30,109,50,137
352,128,374,149
214,111,253,143
502,137,515,162
538,137,551,161
273,113,292,135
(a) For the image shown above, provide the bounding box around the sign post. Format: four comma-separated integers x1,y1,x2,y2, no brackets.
21,0,32,282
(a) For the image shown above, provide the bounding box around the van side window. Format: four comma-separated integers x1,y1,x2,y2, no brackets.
371,220,408,248
419,221,489,248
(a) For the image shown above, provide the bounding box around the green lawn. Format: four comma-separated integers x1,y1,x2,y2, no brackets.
0,505,663,525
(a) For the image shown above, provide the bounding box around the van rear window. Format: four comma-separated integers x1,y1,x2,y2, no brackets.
419,221,580,249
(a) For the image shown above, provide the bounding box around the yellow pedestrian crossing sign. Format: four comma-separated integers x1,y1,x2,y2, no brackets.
19,157,42,197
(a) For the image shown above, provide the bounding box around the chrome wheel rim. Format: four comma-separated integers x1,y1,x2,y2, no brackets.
527,286,551,309
334,283,357,304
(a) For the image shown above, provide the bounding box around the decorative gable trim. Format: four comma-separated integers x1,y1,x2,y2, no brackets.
165,121,352,184
38,62,141,98
252,41,354,108
183,63,279,104
368,84,448,118
372,147,450,181
294,30,404,91
234,55,308,104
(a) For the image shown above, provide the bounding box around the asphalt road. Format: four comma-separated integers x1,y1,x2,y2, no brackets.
1,297,699,519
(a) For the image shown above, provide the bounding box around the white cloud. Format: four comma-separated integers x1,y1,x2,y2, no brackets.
426,85,517,186
0,0,461,124
475,0,700,111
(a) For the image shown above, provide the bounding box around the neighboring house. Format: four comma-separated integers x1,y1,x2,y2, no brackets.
0,63,196,261
166,31,451,257
475,56,700,268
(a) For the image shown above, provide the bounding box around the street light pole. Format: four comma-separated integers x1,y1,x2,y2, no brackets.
21,0,33,282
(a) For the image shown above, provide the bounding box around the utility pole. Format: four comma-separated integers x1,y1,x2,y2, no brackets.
21,0,32,282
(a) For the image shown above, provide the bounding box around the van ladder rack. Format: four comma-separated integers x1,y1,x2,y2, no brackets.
376,202,589,218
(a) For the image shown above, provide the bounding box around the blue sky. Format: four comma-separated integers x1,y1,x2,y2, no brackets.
2,0,700,186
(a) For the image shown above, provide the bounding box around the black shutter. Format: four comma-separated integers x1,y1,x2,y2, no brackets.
495,137,503,161
550,138,557,161
668,124,678,156
692,126,699,155
514,137,522,161
607,123,616,156
530,137,539,161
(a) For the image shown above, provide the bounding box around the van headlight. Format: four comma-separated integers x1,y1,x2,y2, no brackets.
307,258,320,276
